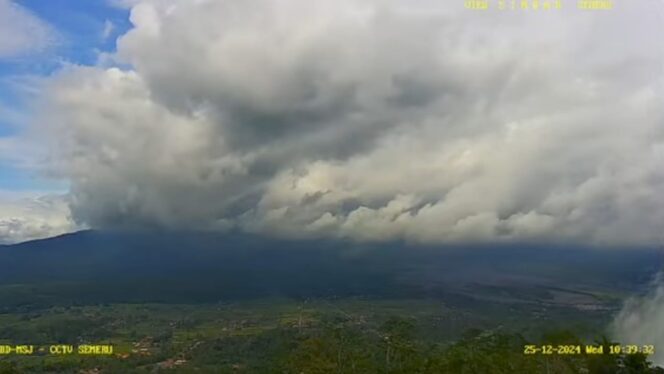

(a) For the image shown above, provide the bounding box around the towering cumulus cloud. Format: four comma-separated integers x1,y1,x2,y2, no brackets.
37,0,664,245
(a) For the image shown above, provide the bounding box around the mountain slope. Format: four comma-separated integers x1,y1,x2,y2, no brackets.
0,230,660,307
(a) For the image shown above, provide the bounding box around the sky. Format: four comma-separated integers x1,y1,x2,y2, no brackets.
0,0,663,246
0,0,133,243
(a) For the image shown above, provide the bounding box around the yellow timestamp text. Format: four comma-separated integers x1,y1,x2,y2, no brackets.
465,0,614,10
465,0,563,10
578,0,613,10
524,344,655,355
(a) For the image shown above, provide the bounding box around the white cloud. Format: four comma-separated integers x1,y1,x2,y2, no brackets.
0,0,54,59
102,20,115,41
33,0,664,245
612,274,664,367
0,194,79,244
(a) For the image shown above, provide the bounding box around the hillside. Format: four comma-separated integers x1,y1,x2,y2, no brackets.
0,230,660,307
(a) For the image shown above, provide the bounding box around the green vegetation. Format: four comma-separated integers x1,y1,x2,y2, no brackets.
0,300,660,373
1,232,661,372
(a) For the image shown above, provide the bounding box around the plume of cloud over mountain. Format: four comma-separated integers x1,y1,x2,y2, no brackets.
612,274,664,366
32,0,664,245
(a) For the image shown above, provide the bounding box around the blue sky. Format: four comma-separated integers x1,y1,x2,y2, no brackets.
0,0,131,194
